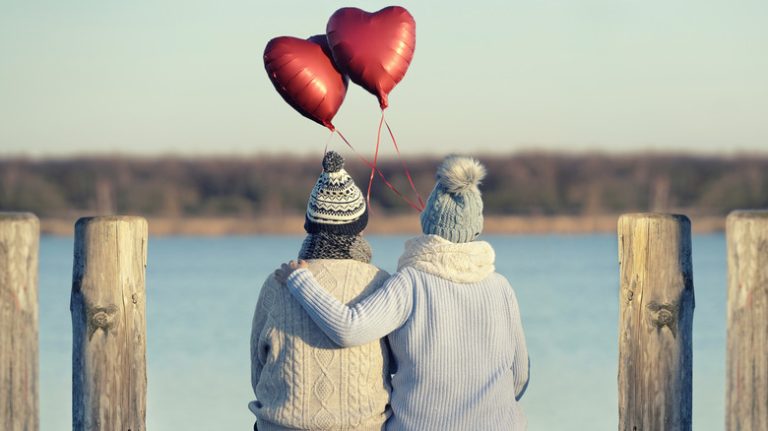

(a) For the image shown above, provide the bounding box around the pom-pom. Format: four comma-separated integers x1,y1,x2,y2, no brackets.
436,155,486,194
322,151,344,173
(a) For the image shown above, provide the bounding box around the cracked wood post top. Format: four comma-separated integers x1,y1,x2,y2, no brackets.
71,216,148,431
0,212,40,431
617,213,694,431
726,210,768,431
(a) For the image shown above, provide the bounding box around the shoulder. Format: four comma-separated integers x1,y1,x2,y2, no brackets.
321,260,389,276
261,272,281,289
345,261,392,287
306,260,393,294
489,272,518,295
490,271,512,286
396,266,418,279
388,267,421,288
256,274,282,304
354,261,391,278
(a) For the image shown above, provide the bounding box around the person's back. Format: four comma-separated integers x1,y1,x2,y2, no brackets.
388,156,529,429
387,256,528,430
249,151,392,430
251,260,390,430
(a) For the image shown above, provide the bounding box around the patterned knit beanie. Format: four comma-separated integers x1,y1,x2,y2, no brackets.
304,151,368,235
420,155,486,243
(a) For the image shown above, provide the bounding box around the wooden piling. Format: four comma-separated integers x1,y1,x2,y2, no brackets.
617,213,694,431
71,216,148,431
726,210,768,431
0,213,39,431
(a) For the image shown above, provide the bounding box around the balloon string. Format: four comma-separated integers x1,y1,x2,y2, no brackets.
384,118,425,211
323,129,334,155
366,112,385,209
321,129,333,173
335,129,422,211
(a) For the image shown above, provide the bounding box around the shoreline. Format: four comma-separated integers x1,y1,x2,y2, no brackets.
38,214,726,236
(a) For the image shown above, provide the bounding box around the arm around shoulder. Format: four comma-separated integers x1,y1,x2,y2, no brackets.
287,269,413,347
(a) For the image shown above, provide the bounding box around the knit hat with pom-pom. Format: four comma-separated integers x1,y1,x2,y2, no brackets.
420,155,487,243
304,151,368,235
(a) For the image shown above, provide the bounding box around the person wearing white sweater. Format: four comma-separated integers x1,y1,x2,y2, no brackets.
278,155,530,431
249,151,391,431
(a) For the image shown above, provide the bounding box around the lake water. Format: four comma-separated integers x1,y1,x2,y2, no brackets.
38,234,726,430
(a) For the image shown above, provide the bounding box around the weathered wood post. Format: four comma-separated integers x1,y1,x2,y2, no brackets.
0,213,39,431
726,210,768,431
617,213,694,431
71,216,148,431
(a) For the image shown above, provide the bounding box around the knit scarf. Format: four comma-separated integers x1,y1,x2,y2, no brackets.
397,234,495,283
299,232,372,263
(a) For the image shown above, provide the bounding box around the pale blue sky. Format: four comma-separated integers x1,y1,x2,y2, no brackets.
1,0,766,156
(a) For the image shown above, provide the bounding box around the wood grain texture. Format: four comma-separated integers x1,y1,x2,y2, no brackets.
0,213,39,431
618,213,694,431
71,216,147,431
726,210,768,431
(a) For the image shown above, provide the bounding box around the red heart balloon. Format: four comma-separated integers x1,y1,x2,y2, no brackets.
327,6,416,109
264,35,348,130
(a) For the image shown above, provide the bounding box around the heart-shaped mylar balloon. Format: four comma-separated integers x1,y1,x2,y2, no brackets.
327,6,416,109
263,35,348,130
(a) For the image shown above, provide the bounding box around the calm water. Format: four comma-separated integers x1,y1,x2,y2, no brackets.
39,234,726,430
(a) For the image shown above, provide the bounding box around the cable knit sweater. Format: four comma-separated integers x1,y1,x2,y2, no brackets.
286,235,530,431
250,260,391,431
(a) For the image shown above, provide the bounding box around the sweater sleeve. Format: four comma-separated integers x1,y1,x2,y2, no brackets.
250,278,272,398
509,287,530,401
286,268,413,347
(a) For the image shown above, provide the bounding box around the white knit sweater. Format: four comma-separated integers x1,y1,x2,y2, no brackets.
250,259,391,431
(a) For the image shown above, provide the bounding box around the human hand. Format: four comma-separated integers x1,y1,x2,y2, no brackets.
274,259,309,285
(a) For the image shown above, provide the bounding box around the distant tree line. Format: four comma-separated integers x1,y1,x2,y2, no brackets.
1,153,766,217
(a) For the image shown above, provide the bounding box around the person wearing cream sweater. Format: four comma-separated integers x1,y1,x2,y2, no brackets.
249,152,391,431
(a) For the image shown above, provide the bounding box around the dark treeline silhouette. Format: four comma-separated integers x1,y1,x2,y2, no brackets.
1,153,766,217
